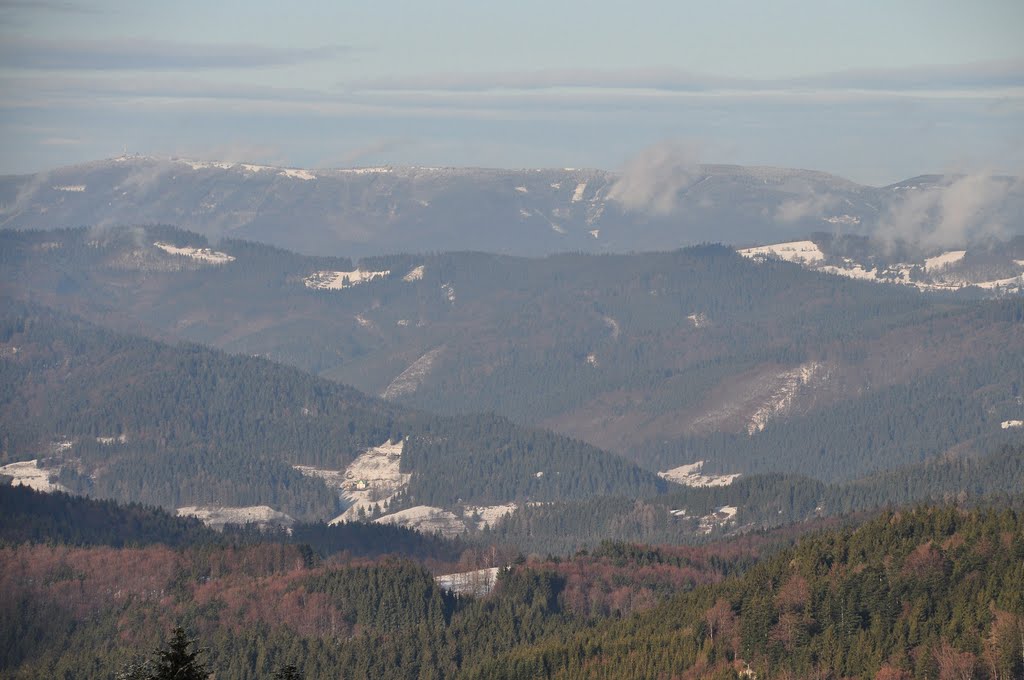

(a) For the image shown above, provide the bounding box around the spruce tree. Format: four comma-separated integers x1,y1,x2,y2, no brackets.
150,627,208,680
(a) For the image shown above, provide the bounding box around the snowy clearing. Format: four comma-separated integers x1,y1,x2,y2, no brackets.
658,461,740,487
176,505,294,531
0,460,68,493
463,504,518,530
738,240,825,265
381,347,444,400
1002,420,1023,429
571,182,587,203
515,186,529,193
588,229,600,239
304,268,390,290
699,506,738,535
154,242,235,264
687,312,708,328
435,567,501,596
374,505,467,538
53,184,86,192
326,440,411,524
924,250,967,272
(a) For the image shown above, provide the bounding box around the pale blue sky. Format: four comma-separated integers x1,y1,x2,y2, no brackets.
1,0,1022,183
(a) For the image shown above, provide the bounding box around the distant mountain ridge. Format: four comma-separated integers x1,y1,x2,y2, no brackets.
8,155,1019,257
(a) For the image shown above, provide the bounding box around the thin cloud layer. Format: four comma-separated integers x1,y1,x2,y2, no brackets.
350,60,1024,94
0,36,348,71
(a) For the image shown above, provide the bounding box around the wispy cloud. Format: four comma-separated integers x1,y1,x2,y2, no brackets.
875,174,1020,249
607,142,703,215
0,36,348,70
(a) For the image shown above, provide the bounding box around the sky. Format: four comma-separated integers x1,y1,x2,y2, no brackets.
1,0,1022,184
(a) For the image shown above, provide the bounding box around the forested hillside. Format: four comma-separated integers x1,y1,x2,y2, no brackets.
0,303,663,520
480,444,1024,555
2,503,1021,679
3,226,1021,485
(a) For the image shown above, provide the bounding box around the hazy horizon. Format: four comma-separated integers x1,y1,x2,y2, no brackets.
1,0,1022,184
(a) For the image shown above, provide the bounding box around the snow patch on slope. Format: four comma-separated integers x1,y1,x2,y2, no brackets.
382,347,444,400
602,316,621,340
747,361,828,434
1002,420,1024,429
571,182,587,203
176,505,294,531
699,506,738,534
374,505,467,538
441,282,456,303
402,265,425,282
53,184,85,192
154,241,235,264
658,461,740,487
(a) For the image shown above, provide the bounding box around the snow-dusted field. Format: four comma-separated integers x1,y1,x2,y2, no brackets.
924,250,967,272
435,566,501,596
0,460,68,493
1002,420,1024,429
304,268,390,290
658,461,740,487
153,241,235,264
177,505,294,531
738,240,825,265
